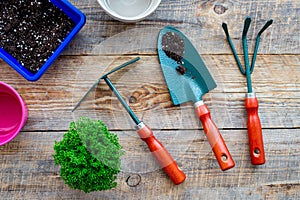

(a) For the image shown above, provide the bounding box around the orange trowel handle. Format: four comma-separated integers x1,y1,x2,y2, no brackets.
245,95,265,165
137,123,186,185
195,101,235,171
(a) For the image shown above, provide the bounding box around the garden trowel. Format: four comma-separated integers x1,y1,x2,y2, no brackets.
157,26,235,171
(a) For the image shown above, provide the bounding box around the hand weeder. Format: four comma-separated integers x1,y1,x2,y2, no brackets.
222,17,273,165
73,57,186,184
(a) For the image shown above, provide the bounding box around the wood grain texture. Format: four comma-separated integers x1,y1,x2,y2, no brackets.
0,0,299,198
62,0,300,55
0,129,299,199
1,55,299,131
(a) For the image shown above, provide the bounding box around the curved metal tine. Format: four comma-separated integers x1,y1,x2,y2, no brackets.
102,57,140,78
72,77,101,112
72,57,140,112
242,17,252,39
258,19,273,36
222,23,245,75
250,19,273,73
242,17,251,75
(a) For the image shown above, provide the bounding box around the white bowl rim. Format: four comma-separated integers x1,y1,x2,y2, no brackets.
97,0,161,22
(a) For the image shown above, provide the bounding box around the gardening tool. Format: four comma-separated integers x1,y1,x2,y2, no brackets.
73,57,186,185
222,17,273,165
157,26,235,171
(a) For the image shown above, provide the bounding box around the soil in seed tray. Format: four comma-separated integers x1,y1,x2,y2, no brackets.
0,0,75,73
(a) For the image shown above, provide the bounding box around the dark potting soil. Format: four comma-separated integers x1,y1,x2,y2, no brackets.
0,0,75,73
161,31,185,63
175,65,187,75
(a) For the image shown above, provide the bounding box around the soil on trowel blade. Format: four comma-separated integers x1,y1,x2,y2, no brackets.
161,31,185,63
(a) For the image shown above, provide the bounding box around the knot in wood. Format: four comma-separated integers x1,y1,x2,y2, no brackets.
129,96,137,103
213,4,228,15
126,174,141,187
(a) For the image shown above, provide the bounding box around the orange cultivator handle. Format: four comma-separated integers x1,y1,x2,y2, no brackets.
245,94,265,165
195,101,235,171
137,122,186,185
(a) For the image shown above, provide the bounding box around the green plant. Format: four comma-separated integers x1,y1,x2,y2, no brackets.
53,117,124,193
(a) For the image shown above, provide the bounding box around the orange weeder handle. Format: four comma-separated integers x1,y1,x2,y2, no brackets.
137,123,186,185
195,102,235,171
245,96,265,165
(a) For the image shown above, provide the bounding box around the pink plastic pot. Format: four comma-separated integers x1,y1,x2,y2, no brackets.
0,82,28,146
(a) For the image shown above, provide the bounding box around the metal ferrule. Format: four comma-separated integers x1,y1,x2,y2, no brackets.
246,92,256,98
136,121,146,130
194,100,204,108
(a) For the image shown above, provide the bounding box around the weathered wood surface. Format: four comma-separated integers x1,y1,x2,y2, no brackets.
1,55,299,131
0,54,299,198
63,0,300,55
0,129,299,199
0,0,299,199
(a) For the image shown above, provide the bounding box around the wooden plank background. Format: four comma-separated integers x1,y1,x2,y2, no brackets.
63,0,300,55
0,0,299,199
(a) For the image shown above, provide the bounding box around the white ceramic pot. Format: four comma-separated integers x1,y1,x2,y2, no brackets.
97,0,161,23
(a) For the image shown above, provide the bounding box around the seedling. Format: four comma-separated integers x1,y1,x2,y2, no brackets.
53,117,124,193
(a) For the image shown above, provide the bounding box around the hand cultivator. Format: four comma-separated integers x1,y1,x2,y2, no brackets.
222,17,273,165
